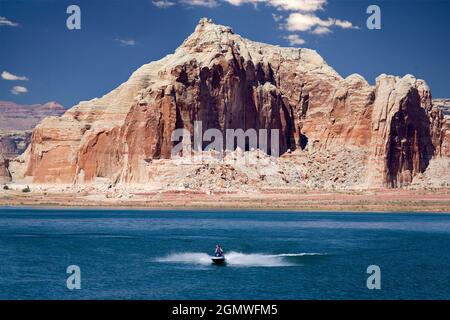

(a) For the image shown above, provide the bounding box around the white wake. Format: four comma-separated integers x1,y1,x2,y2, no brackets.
156,251,323,267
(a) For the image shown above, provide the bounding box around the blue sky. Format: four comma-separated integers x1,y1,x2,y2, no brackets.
0,0,449,107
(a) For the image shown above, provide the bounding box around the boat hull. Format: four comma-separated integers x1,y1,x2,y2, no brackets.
211,256,226,265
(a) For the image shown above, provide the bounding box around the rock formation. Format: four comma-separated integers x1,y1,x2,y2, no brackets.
0,132,31,160
367,75,445,187
12,18,449,189
433,98,450,116
0,155,11,184
433,98,450,158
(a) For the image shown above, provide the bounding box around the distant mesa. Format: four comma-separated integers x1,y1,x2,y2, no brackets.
0,101,65,161
0,101,65,132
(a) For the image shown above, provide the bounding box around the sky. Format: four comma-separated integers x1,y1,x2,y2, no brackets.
0,0,449,108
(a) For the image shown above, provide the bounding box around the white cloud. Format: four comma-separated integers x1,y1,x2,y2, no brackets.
1,71,29,81
153,0,175,8
284,34,305,46
11,86,28,95
115,38,136,46
223,0,248,5
286,12,356,32
286,12,332,32
311,26,331,34
220,0,358,39
223,0,326,12
272,13,283,22
0,16,19,27
181,0,219,7
335,19,358,29
268,0,327,12
227,0,264,9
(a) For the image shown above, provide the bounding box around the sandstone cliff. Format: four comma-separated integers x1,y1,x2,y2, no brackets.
13,18,449,189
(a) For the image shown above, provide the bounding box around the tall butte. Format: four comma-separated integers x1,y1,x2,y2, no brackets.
9,18,449,188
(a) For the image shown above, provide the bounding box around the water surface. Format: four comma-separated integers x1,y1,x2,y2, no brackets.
0,208,449,299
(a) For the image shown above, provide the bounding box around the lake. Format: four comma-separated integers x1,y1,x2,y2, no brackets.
0,208,449,299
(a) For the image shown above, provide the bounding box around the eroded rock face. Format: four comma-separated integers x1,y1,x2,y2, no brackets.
0,155,11,184
367,75,444,187
442,118,450,157
16,18,448,188
0,132,31,160
433,98,450,116
434,99,450,157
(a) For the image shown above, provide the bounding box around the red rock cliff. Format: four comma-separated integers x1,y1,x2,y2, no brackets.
15,18,448,188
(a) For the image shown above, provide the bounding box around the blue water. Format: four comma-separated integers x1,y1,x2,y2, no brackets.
0,208,449,300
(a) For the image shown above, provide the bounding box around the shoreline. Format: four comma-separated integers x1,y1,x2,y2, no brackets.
1,205,450,215
1,188,449,213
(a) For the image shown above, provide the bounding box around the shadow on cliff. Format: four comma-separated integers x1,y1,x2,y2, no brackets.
386,89,435,187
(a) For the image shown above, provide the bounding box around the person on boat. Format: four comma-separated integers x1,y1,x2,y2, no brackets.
215,244,224,257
